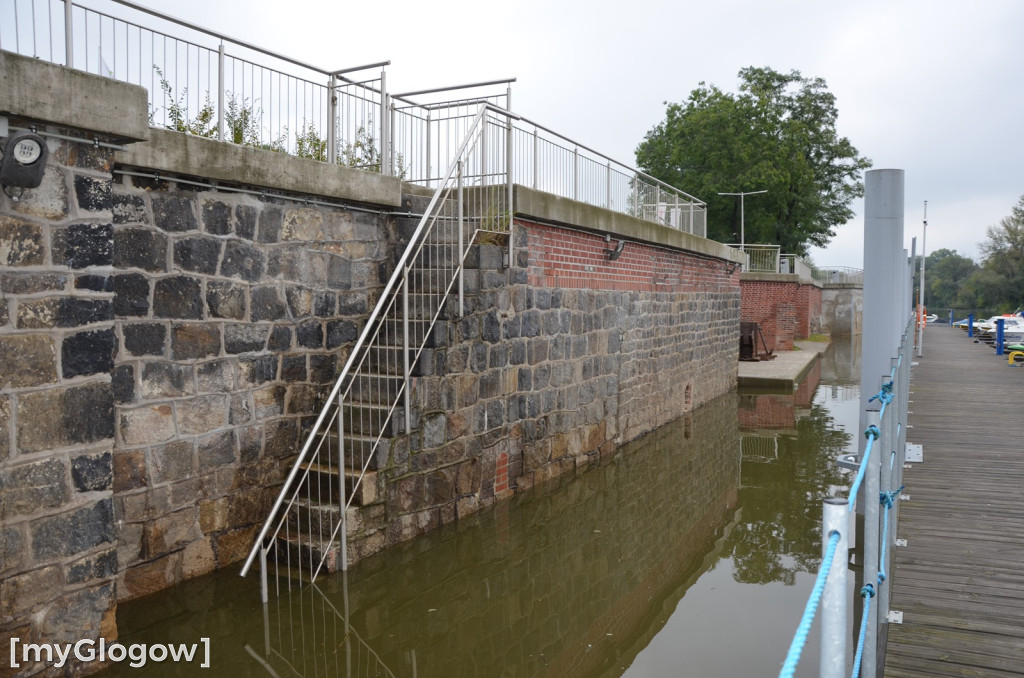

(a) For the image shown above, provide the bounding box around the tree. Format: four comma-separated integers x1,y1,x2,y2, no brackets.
914,248,978,312
976,195,1024,311
636,67,872,255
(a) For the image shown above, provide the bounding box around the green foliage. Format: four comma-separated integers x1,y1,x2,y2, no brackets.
976,195,1024,310
635,67,872,255
154,67,216,137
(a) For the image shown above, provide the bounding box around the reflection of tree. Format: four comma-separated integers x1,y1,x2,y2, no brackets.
727,399,850,585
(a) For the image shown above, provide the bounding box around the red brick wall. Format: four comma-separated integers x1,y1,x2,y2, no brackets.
741,279,822,351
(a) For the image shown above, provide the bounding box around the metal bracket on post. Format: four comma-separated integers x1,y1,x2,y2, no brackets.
837,454,861,472
887,610,904,624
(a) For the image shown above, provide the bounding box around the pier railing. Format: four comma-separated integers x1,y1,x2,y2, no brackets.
777,324,911,678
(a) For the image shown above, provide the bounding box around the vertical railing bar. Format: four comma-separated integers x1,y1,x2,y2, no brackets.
337,388,347,572
403,270,411,436
217,42,225,141
820,497,849,678
259,545,268,604
863,404,882,678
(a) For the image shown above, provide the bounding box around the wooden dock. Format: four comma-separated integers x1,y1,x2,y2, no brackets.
883,326,1024,676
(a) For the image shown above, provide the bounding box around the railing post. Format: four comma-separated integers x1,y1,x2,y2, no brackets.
878,363,897,624
820,498,849,678
606,161,611,209
505,97,515,269
64,0,74,68
259,546,268,604
379,68,389,175
337,389,348,572
217,44,226,142
403,270,411,436
573,146,579,201
426,109,432,185
327,75,337,164
458,161,464,317
968,313,974,337
863,405,882,678
532,127,538,190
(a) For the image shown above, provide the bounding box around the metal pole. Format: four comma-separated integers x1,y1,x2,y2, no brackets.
327,75,337,164
217,44,226,142
820,497,849,678
532,127,538,190
917,202,927,356
403,270,411,435
878,363,896,622
259,546,268,604
380,68,388,175
506,89,514,269
458,161,464,317
996,318,1005,355
337,389,348,571
740,193,745,251
968,313,974,338
426,109,432,185
863,406,882,678
606,161,611,209
64,0,73,67
573,146,579,201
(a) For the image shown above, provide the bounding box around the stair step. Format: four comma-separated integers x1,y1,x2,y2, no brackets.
340,401,405,438
270,532,342,576
297,464,379,506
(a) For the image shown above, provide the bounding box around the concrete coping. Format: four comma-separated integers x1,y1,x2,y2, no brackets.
740,271,821,287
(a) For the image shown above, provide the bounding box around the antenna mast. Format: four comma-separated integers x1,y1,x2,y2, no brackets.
917,201,927,356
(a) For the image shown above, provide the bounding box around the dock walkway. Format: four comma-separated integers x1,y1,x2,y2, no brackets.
884,326,1024,676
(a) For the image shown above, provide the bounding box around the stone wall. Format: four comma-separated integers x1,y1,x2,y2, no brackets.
821,283,863,336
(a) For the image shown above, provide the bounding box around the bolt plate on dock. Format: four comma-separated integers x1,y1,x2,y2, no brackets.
888,610,904,624
900,494,910,501
896,538,907,547
905,443,923,463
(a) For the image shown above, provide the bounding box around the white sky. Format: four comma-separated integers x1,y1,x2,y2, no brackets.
106,0,1024,267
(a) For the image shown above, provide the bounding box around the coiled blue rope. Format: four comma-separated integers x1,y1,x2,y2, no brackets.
778,531,842,678
850,584,875,678
878,486,904,581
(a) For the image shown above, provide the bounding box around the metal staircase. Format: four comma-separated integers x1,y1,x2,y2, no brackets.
240,105,512,599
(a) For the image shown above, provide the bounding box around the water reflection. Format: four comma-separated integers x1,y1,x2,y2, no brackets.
105,339,860,678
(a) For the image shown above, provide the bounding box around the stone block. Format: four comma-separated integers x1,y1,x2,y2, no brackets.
282,206,324,241
206,281,246,320
114,226,168,272
173,236,222,274
182,537,216,578
220,240,265,281
280,355,307,381
257,205,282,243
2,272,67,295
30,499,115,560
1,457,68,517
201,199,231,235
9,165,68,220
75,273,111,292
140,361,195,399
0,395,8,462
118,403,175,446
71,451,113,493
112,272,150,316
112,193,147,224
214,526,257,566
171,323,221,360
268,326,292,351
197,359,235,394
250,286,287,321
17,382,114,452
53,222,114,268
253,385,285,419
65,548,118,585
0,216,46,266
154,276,203,319
296,319,323,348
263,419,297,458
234,204,258,239
285,286,313,317
112,449,147,493
0,565,62,618
199,497,229,533
308,354,336,384
326,319,359,349
177,395,228,434
62,328,117,378
0,525,23,575
152,194,198,233
122,553,178,600
0,334,57,388
224,323,268,354
111,363,134,404
148,440,195,484
74,175,112,212
286,384,318,415
146,507,202,557
197,429,235,469
123,322,167,356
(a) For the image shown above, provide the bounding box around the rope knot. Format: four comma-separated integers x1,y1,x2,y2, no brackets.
860,583,875,598
864,425,880,441
879,486,905,509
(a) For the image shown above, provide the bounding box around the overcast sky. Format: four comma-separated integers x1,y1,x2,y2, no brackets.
89,0,1024,267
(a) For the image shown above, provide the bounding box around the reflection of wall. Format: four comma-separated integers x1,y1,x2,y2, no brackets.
738,356,821,429
820,284,863,336
318,393,741,678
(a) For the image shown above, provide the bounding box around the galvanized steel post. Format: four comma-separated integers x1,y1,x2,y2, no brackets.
863,406,882,678
217,44,226,142
506,89,515,269
327,75,337,164
820,497,849,678
337,388,348,571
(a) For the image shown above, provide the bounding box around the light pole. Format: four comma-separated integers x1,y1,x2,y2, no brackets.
718,190,767,252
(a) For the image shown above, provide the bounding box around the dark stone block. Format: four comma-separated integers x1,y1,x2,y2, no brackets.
285,286,312,318
114,227,168,272
308,354,336,384
0,457,68,517
479,371,501,399
30,499,115,560
327,256,351,290
488,344,508,369
482,310,501,343
240,355,277,384
206,281,246,320
220,240,265,281
338,294,367,315
71,451,113,492
55,223,114,268
173,236,222,274
235,205,258,239
257,205,282,243
112,193,147,224
154,276,203,319
326,319,359,349
202,200,231,235
171,323,221,360
3,272,67,294
113,273,150,316
123,323,166,356
65,549,118,585
56,298,113,327
520,310,540,337
471,343,488,372
152,194,198,232
296,320,323,349
314,291,335,317
74,175,112,212
251,286,287,321
225,324,269,354
281,355,306,381
268,326,291,351
62,328,117,378
75,274,111,292
198,430,235,469
112,364,135,403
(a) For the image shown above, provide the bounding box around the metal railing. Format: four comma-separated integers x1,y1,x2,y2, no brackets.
1,0,387,161
813,267,864,285
778,325,912,677
239,105,510,597
728,244,780,273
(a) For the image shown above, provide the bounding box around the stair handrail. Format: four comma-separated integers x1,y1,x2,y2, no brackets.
240,103,503,580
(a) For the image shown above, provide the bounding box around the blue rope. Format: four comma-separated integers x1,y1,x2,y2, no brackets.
848,427,879,512
878,486,905,581
778,531,842,678
850,584,875,678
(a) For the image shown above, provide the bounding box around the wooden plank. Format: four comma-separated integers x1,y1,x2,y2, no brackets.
883,326,1024,677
